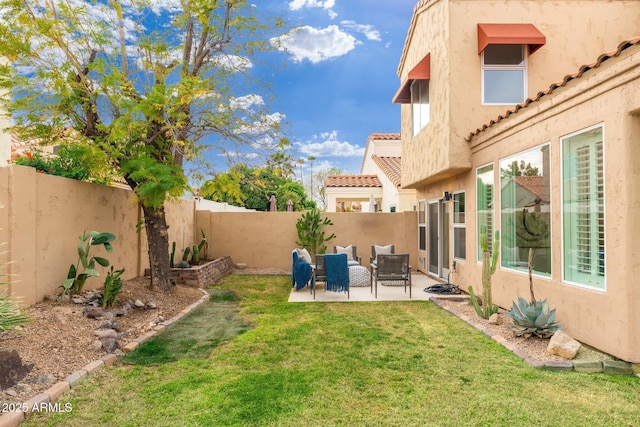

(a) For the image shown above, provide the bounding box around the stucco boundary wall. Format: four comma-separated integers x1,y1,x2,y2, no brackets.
0,164,419,306
198,210,419,271
0,165,196,306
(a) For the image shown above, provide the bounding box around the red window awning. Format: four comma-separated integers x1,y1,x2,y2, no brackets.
392,53,430,104
477,23,546,54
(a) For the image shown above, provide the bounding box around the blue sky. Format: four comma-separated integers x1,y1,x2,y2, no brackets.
241,0,416,177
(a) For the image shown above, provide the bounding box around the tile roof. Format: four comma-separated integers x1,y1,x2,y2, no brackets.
514,176,547,202
324,175,382,188
466,37,640,141
368,133,401,140
372,155,402,187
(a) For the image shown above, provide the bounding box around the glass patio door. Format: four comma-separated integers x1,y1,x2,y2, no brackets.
428,200,450,278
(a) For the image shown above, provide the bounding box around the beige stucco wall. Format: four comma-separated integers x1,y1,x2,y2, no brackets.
400,0,640,188
0,165,195,306
416,44,640,361
198,211,418,271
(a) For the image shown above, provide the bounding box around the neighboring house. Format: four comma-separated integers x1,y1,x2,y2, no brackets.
393,0,640,361
324,174,382,212
324,133,416,212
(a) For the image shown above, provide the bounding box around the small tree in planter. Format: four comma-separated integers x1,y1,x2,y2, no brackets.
295,209,336,262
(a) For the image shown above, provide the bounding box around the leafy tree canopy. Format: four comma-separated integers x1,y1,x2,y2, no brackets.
0,0,285,291
200,163,315,211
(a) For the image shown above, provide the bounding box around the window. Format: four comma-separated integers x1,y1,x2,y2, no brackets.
418,200,426,251
562,125,605,290
411,80,430,136
453,192,466,260
476,164,494,262
500,145,551,276
482,44,526,105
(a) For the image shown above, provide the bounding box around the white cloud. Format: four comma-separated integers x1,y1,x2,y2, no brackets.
235,112,286,136
297,131,365,157
288,0,336,11
341,20,381,42
272,25,359,63
230,94,265,110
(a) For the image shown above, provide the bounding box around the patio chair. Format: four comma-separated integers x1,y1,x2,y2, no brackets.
292,249,312,293
370,244,395,266
372,254,411,299
317,253,350,299
311,254,327,299
333,245,362,266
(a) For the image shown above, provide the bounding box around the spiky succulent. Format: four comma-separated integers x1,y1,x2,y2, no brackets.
506,297,561,338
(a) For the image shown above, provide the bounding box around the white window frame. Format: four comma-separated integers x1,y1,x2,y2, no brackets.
418,199,426,251
453,191,466,261
476,162,495,263
411,79,430,136
561,123,606,291
481,44,528,105
498,143,552,277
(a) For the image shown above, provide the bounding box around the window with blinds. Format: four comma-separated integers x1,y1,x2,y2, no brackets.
562,125,605,289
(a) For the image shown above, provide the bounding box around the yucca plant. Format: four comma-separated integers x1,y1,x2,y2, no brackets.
506,297,560,338
102,267,125,309
0,270,29,331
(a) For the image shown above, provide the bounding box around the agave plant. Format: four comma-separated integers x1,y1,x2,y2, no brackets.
506,297,561,338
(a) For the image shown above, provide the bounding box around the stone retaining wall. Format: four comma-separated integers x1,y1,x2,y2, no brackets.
169,256,235,288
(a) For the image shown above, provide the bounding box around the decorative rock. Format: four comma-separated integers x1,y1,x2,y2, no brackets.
134,299,145,308
92,340,103,351
101,337,119,353
488,313,503,325
146,301,157,309
82,306,105,319
547,330,581,359
4,388,17,396
72,297,84,304
0,350,33,390
15,383,32,394
25,373,55,385
94,329,118,339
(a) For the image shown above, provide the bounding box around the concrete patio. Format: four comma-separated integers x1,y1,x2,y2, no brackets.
289,272,467,302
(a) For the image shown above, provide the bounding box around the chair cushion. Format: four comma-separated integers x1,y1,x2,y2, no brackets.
335,245,354,261
297,248,312,263
374,244,393,257
347,260,359,267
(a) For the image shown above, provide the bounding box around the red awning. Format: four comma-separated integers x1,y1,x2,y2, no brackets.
392,53,430,104
477,23,546,54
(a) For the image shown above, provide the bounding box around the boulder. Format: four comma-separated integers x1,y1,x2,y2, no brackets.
0,350,33,390
547,329,581,359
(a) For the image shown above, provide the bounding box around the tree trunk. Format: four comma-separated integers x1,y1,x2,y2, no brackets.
141,204,174,292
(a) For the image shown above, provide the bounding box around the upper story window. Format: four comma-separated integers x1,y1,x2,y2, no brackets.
411,79,430,136
392,53,431,137
482,44,527,105
477,23,546,105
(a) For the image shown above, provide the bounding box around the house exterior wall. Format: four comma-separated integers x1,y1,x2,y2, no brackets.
416,44,640,362
400,0,640,188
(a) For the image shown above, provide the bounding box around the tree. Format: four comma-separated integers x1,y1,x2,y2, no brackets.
266,138,295,178
200,163,315,211
311,166,347,210
501,160,540,178
0,1,283,291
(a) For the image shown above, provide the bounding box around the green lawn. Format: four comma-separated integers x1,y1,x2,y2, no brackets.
24,275,640,426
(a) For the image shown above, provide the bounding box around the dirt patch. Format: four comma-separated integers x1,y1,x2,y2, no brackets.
0,277,204,403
